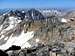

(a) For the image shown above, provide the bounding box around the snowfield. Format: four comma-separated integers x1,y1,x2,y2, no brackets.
0,30,34,50
0,16,34,50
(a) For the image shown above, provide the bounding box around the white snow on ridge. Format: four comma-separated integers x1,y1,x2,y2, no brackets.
0,16,34,50
0,16,22,34
8,16,22,25
61,18,67,23
0,31,34,50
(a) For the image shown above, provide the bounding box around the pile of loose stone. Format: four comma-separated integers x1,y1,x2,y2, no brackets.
6,42,75,56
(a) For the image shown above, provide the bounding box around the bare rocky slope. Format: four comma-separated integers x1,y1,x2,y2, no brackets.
0,9,75,55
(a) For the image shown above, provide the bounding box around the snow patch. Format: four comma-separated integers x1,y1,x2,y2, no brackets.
0,31,34,50
36,38,40,43
61,18,67,23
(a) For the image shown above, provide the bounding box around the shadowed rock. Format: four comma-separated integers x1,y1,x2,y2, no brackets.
0,50,8,56
5,45,21,52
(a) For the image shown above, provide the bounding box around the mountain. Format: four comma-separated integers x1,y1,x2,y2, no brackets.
64,10,75,18
0,8,75,51
0,8,46,50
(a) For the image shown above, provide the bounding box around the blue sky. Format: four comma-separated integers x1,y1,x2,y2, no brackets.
0,0,75,8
